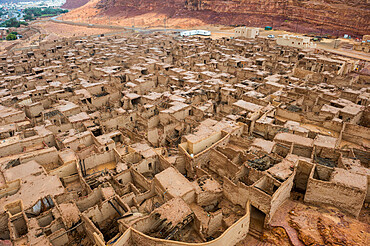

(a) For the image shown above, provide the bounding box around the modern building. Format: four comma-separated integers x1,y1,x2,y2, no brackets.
180,29,211,37
234,27,259,39
276,34,317,49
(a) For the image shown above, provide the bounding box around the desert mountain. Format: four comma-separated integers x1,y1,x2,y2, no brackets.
61,0,370,36
62,0,90,9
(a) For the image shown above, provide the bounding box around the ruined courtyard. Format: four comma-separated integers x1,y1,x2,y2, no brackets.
0,31,369,246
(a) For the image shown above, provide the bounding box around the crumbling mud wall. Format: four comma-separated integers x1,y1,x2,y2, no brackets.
223,177,250,208
342,123,370,148
269,172,294,215
304,166,367,217
305,179,366,217
111,202,250,246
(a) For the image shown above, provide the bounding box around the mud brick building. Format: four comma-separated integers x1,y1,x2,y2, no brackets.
0,31,368,246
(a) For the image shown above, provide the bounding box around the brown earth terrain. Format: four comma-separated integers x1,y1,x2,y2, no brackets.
237,200,370,246
32,21,114,38
289,204,370,245
61,0,370,37
0,20,116,54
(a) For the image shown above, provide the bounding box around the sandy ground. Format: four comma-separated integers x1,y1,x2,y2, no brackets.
32,21,115,38
99,13,205,29
0,20,119,53
0,40,19,54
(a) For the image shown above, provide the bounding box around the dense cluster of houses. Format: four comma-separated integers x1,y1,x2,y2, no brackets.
0,32,368,245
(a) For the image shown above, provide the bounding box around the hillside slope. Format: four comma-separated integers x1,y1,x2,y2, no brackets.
61,0,370,36
62,0,90,9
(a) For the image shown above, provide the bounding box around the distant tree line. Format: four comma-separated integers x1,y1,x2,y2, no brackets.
24,7,68,21
1,18,28,28
0,8,6,16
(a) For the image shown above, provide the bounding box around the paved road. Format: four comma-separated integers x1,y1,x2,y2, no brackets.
16,11,24,21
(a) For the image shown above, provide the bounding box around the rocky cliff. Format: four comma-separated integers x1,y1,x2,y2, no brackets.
65,0,370,36
62,0,90,9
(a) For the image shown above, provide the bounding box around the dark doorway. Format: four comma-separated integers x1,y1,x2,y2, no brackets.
249,205,266,239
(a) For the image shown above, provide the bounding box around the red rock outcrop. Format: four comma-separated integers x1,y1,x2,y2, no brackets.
62,0,90,9
67,0,370,36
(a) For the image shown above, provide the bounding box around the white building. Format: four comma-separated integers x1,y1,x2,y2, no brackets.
276,34,317,49
234,27,259,39
180,30,211,37
0,27,8,39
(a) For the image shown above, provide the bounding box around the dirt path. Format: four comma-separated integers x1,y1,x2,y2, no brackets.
317,46,370,62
